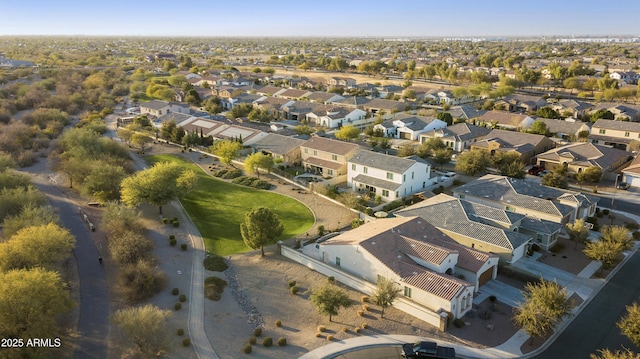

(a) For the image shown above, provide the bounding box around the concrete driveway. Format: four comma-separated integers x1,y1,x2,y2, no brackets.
475,280,524,308
511,256,576,286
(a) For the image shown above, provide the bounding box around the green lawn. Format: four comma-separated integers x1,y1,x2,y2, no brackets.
145,154,314,256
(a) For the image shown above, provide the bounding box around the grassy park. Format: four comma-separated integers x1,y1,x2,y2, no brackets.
146,154,314,256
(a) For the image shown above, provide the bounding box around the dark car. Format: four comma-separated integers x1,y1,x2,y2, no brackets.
528,165,544,175
401,341,456,359
618,182,631,190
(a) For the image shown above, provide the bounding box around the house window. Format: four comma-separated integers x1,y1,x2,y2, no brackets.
404,286,412,298
506,206,515,212
403,174,406,182
625,132,630,137
599,129,606,135
364,167,368,174
332,154,338,161
537,234,543,243
327,169,333,176
304,148,308,154
382,189,389,197
386,172,393,180
336,257,341,267
412,172,414,179
313,150,318,156
351,164,356,171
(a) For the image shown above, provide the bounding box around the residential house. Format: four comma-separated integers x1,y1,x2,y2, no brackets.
300,136,360,177
305,106,367,129
375,85,405,99
496,94,547,113
375,114,447,141
179,117,267,146
276,88,313,100
471,129,556,163
251,133,305,166
609,71,640,85
361,98,407,118
452,174,599,224
622,154,640,188
306,91,345,104
282,101,324,122
151,112,194,129
211,85,239,99
437,90,473,105
447,105,486,122
312,216,493,319
535,143,633,181
223,93,263,110
474,111,536,131
253,97,294,119
536,118,591,140
140,100,191,118
589,119,640,151
589,103,640,122
550,99,593,118
419,123,491,152
255,85,286,97
396,194,537,261
348,150,436,201
327,76,357,88
194,76,222,87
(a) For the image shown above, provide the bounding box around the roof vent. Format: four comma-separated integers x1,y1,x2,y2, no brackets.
371,241,376,245
397,255,402,259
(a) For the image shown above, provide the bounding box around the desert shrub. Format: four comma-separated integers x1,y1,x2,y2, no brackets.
357,310,364,317
489,295,497,302
626,222,640,230
169,234,175,240
326,335,334,341
596,212,604,218
214,168,242,179
586,216,600,231
341,327,348,333
172,288,179,295
275,320,282,327
177,328,184,336
119,259,166,302
362,304,370,311
170,239,177,246
162,218,169,224
633,231,640,240
205,276,228,301
361,295,369,303
531,243,541,251
174,303,182,310
317,225,325,236
107,229,153,265
173,220,180,227
203,254,228,271
602,209,610,216
254,328,262,337
290,286,299,295
181,243,187,251
317,325,326,332
354,327,361,333
179,294,187,302
231,176,271,190
351,219,364,228
453,318,465,328
277,337,287,346
243,343,252,353
262,337,273,347
249,336,256,345
382,200,403,212
288,280,296,287
182,338,190,347
315,332,322,338
327,276,335,283
361,323,368,329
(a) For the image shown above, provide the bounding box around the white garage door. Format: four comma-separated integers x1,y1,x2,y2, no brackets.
627,175,640,188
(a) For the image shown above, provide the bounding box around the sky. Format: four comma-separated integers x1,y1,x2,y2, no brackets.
1,0,639,38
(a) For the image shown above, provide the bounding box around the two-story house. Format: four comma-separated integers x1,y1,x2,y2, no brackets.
589,119,640,151
251,133,305,166
300,136,361,177
452,174,599,224
419,123,491,152
471,129,556,164
326,76,357,88
347,150,436,201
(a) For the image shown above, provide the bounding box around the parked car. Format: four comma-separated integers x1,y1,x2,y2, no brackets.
401,341,456,359
528,165,544,175
617,182,631,190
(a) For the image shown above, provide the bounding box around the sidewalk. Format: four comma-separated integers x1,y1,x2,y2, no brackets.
301,208,640,359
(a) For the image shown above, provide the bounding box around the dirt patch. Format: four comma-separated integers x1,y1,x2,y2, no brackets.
537,237,592,275
447,299,518,348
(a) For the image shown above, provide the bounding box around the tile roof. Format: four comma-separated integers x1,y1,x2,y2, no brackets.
424,123,491,142
302,136,360,155
447,105,486,120
622,154,640,175
277,88,311,98
251,133,305,155
303,156,344,170
519,217,562,235
349,149,417,173
592,119,640,132
477,111,531,127
536,142,632,170
474,129,548,153
461,200,525,226
396,194,531,250
140,99,169,111
537,118,590,135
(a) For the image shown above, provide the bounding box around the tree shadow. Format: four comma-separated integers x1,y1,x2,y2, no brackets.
279,325,299,332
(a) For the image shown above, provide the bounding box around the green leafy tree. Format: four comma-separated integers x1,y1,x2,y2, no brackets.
590,109,615,123
584,225,632,273
541,171,568,189
295,125,314,136
536,106,561,119
617,302,640,347
455,150,491,176
309,282,352,322
112,304,171,356
436,112,453,126
0,186,47,222
493,152,525,179
82,163,127,202
226,103,253,119
240,207,284,256
131,133,152,153
513,279,574,345
0,268,75,339
210,139,243,166
244,153,274,179
370,277,402,318
120,162,198,214
0,223,75,271
2,205,59,239
418,137,447,159
529,120,551,136
335,125,361,141
248,108,273,123
108,230,154,265
566,218,589,250
575,167,603,188
432,148,453,170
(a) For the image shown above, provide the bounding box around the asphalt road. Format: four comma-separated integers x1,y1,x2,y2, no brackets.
25,169,109,359
536,250,640,358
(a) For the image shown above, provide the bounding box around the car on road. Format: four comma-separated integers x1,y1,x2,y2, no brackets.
617,182,631,190
401,341,456,358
